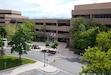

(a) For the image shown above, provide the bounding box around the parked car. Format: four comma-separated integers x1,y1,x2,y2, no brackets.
48,50,56,54
41,49,47,52
32,45,40,49
41,48,56,54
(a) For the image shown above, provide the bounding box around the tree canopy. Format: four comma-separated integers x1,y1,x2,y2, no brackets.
9,21,34,59
73,27,99,50
5,24,18,40
96,31,111,52
0,26,6,57
21,21,34,41
0,26,6,38
70,17,86,34
81,47,111,75
70,17,108,50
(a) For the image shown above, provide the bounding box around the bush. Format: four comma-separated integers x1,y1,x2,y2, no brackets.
54,40,59,46
45,41,50,46
51,40,59,48
51,44,56,48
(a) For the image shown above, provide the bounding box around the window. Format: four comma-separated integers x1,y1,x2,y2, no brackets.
35,22,43,25
58,31,69,34
17,22,23,23
0,13,11,15
93,14,111,18
106,24,111,28
58,38,69,42
0,17,4,19
35,29,39,31
72,15,90,18
46,23,56,26
46,30,56,33
0,22,5,23
10,19,16,23
58,23,70,26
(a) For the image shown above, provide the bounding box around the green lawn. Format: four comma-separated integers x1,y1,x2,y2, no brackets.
0,55,36,70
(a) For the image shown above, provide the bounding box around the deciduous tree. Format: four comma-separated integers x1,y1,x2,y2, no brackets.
81,47,111,75
9,22,34,60
70,17,86,34
73,27,99,50
0,26,6,57
96,31,111,52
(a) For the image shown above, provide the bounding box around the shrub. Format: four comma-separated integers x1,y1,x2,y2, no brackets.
45,41,50,46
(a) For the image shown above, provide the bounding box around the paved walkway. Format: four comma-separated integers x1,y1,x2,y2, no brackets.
2,61,60,75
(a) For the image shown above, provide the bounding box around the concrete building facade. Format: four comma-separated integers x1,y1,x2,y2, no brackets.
0,10,29,26
31,19,70,42
72,2,111,28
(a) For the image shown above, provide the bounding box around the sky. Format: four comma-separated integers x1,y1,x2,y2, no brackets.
0,0,111,19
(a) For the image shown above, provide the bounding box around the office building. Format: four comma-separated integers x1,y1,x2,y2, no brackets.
31,19,70,42
72,2,111,28
0,10,29,26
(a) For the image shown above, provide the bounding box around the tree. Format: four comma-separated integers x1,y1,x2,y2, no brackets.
9,27,29,59
81,47,111,75
0,26,6,57
21,21,34,41
0,26,6,38
51,40,59,48
70,17,108,34
99,24,108,32
0,38,4,57
4,24,18,40
78,24,86,31
45,40,50,46
96,31,111,52
36,24,46,41
73,27,99,50
70,17,86,34
9,22,34,60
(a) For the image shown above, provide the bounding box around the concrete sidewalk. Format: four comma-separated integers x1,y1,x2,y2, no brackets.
3,61,60,75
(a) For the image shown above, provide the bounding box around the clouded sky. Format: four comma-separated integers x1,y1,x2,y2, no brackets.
0,0,111,19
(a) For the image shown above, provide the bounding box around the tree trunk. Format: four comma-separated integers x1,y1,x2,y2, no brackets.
0,46,4,57
19,54,21,60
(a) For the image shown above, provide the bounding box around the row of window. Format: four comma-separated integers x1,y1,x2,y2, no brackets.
0,13,11,15
35,23,70,26
0,13,20,15
46,23,56,26
35,29,69,33
0,22,5,23
73,14,111,18
106,24,111,28
72,15,90,18
93,14,111,18
58,23,70,26
0,17,5,19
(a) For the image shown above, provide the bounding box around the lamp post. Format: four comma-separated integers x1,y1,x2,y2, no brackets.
44,52,46,67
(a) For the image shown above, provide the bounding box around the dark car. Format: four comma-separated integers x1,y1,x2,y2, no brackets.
48,50,56,54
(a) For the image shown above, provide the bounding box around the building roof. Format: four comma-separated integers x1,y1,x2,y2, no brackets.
74,2,111,10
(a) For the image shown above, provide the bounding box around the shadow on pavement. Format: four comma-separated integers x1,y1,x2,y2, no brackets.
63,56,84,64
47,53,55,56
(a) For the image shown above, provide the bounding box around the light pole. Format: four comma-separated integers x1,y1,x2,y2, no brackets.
44,52,46,67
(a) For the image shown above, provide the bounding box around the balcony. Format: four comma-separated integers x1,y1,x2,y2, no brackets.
57,26,70,31
57,33,69,38
46,26,57,30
